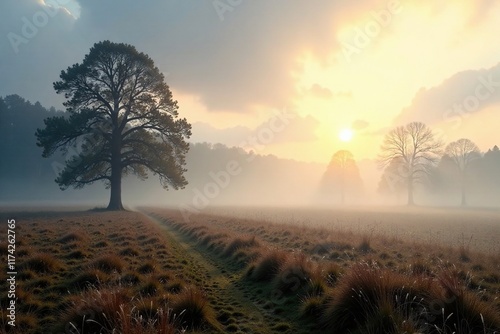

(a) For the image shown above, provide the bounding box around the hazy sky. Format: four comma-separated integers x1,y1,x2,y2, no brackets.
1,1,500,163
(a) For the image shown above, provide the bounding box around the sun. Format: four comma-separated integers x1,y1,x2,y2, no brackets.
339,128,354,142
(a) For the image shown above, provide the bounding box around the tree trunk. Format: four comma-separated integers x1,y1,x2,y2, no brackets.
107,130,124,210
107,168,123,210
407,176,414,206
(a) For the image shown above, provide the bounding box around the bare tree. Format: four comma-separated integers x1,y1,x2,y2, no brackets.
444,138,481,206
378,122,443,205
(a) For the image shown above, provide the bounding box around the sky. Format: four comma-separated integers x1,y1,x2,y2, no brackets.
1,0,500,164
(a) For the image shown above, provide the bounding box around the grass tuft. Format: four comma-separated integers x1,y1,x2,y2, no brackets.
19,254,60,274
273,254,313,294
91,254,125,274
171,287,215,330
222,236,259,258
248,249,287,282
58,231,87,244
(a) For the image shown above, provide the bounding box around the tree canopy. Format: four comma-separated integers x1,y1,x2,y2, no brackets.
36,41,191,210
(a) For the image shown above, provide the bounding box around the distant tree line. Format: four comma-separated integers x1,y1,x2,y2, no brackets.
376,121,500,206
2,95,498,207
0,94,62,185
0,95,323,204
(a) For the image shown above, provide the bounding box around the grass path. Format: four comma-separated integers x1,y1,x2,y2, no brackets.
141,211,305,334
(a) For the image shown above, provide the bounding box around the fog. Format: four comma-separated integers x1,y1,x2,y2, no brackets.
1,1,499,213
2,116,499,210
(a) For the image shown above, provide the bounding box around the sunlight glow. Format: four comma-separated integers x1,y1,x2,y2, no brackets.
339,128,354,142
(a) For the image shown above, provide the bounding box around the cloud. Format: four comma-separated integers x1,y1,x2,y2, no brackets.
394,62,500,126
1,0,373,112
306,84,353,100
190,122,251,147
352,119,369,130
3,0,497,119
190,111,319,147
0,0,77,107
308,84,333,99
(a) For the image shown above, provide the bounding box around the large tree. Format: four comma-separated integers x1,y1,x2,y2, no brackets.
444,138,480,206
320,150,363,204
378,122,442,205
36,41,191,210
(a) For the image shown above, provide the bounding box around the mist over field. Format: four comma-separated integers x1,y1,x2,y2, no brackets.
1,2,500,333
1,1,500,212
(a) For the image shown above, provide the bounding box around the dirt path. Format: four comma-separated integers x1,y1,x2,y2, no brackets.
141,211,302,334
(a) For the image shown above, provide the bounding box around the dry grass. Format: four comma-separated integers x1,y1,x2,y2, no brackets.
0,210,214,333
247,249,288,282
2,206,499,333
145,206,500,333
19,254,61,274
90,254,125,273
61,285,182,334
171,287,217,330
222,236,259,258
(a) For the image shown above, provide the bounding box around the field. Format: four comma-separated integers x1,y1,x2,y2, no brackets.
0,206,499,333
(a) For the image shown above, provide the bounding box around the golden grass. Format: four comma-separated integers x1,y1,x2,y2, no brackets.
144,206,500,333
0,210,215,334
2,206,499,333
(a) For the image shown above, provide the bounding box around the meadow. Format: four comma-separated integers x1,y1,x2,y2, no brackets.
0,206,499,333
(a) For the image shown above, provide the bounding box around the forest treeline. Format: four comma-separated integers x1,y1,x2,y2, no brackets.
1,94,499,207
0,94,323,205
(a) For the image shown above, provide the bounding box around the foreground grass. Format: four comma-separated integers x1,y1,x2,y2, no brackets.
1,207,499,333
146,207,500,334
0,210,218,334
